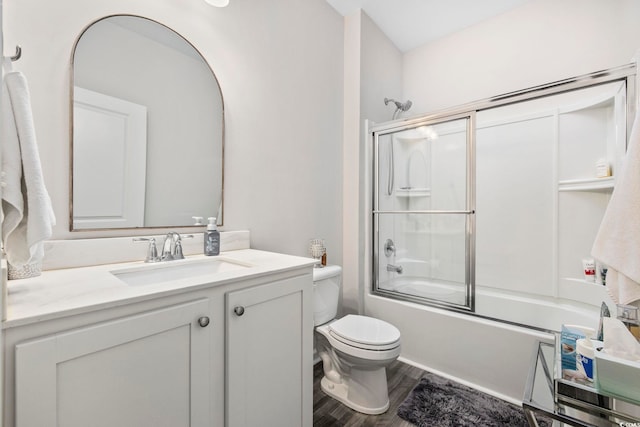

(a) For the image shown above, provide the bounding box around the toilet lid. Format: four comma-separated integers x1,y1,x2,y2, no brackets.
328,315,400,347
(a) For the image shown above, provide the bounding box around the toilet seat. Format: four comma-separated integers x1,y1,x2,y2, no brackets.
328,315,400,351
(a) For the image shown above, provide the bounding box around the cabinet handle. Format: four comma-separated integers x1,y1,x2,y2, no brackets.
198,316,210,327
233,306,245,316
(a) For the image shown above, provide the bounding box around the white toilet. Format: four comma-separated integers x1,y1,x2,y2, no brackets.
313,265,401,415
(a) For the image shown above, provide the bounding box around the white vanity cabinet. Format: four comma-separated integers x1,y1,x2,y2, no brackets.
226,274,313,427
3,251,314,427
14,298,212,427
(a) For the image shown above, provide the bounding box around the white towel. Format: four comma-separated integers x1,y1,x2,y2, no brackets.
1,64,56,267
592,111,640,305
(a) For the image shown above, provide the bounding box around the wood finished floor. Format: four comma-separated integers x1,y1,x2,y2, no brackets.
313,360,424,426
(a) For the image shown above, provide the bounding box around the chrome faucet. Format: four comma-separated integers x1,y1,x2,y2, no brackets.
386,264,403,274
133,237,160,263
161,232,185,261
134,233,194,262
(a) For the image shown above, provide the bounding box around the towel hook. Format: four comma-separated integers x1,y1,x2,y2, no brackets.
10,45,22,62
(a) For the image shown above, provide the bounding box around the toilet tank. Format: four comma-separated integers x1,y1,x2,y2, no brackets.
313,265,342,326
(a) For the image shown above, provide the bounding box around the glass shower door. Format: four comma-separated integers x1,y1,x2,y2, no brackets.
372,114,475,311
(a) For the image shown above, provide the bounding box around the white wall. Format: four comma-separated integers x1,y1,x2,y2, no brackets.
3,0,344,261
341,11,361,315
403,0,640,114
360,12,403,125
339,11,404,314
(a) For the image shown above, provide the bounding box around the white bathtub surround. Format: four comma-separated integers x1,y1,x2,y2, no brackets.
365,294,555,403
592,112,640,305
385,278,603,333
41,230,250,271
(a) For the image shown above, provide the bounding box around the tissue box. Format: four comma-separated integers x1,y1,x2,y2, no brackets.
561,324,594,373
595,350,640,403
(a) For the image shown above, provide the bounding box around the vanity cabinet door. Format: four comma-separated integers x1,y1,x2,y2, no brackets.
226,274,313,427
15,299,211,427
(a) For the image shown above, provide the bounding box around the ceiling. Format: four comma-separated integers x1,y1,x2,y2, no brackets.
326,0,531,52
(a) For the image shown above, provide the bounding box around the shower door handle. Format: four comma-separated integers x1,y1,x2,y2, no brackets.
387,139,394,195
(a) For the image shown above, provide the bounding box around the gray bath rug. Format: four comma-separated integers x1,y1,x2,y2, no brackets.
397,374,551,427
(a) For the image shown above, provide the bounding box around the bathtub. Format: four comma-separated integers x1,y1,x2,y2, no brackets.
366,277,604,404
385,276,602,331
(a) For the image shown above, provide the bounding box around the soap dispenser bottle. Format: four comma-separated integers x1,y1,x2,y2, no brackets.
204,217,220,256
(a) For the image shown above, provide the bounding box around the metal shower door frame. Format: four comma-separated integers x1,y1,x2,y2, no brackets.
371,111,477,312
367,61,636,317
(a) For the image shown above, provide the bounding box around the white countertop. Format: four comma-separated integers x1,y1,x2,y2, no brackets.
4,249,316,329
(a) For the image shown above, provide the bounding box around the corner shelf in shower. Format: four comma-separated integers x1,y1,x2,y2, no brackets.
558,277,610,307
562,277,605,286
395,188,431,197
557,177,614,192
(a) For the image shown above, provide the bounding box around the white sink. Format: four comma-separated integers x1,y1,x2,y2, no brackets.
111,257,251,286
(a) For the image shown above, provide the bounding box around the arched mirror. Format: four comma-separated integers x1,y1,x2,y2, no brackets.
70,15,224,231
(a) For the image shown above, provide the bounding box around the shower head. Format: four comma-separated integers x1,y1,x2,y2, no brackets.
385,97,413,120
384,97,412,112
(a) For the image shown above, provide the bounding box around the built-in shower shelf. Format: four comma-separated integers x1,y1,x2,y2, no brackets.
563,277,605,286
396,187,431,197
558,177,614,192
559,277,610,305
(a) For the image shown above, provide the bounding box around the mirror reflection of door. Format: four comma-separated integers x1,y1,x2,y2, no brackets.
71,15,224,230
73,87,147,229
